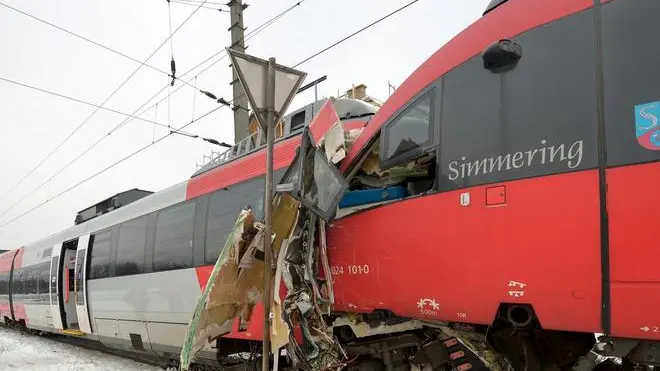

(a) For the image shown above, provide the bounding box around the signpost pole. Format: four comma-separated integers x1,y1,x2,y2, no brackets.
225,48,306,369
262,57,276,370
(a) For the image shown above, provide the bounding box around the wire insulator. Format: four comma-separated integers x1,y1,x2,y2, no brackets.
201,90,217,100
170,57,177,86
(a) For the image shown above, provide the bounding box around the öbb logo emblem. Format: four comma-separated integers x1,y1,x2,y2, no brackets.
634,101,660,150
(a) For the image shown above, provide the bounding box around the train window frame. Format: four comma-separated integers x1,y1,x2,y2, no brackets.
115,215,148,277
204,176,266,265
89,229,113,280
0,273,7,295
153,200,196,272
380,86,436,170
483,0,509,15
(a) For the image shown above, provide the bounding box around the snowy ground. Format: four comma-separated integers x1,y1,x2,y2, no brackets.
0,327,161,371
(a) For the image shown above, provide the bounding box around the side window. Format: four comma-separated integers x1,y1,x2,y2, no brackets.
0,273,6,295
26,269,35,295
439,57,501,190
40,268,50,294
602,0,660,166
154,201,195,272
500,9,597,173
116,216,147,276
13,270,24,295
89,230,112,279
205,177,265,265
290,111,306,132
381,91,434,168
439,10,597,191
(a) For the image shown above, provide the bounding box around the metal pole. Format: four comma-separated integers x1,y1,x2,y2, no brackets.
262,57,276,371
228,0,250,142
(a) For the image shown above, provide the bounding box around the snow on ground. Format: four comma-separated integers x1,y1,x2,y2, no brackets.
0,327,161,371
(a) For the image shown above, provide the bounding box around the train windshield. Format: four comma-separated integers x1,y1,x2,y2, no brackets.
483,0,509,15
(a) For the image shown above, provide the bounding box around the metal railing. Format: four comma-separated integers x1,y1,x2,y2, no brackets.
192,128,265,177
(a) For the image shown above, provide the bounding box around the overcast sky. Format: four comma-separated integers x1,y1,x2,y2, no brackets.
0,0,488,250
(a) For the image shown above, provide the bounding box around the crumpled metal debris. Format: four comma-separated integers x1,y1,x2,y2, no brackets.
318,121,347,164
180,192,301,371
278,210,345,370
180,124,349,371
180,209,259,371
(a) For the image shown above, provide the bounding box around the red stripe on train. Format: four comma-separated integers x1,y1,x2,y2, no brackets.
12,302,27,323
341,0,594,172
186,100,340,200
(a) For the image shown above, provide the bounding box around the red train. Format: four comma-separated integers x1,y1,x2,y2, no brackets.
2,0,660,370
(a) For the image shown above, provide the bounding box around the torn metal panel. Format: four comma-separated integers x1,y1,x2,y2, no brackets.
319,121,347,164
180,209,256,371
180,193,301,371
272,126,348,370
181,120,347,371
317,220,333,307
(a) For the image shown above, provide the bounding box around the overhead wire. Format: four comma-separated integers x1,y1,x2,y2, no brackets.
175,0,227,6
0,2,200,91
0,0,422,230
99,0,306,137
0,1,208,205
293,0,420,68
0,0,307,219
0,76,197,135
0,105,225,230
172,1,228,12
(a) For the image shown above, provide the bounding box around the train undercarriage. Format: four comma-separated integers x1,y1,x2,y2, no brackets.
310,307,660,371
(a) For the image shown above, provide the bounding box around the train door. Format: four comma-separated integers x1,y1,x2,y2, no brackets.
74,235,92,334
49,239,81,331
6,249,19,322
49,243,64,330
600,0,660,340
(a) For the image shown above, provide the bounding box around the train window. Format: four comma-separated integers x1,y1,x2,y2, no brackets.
602,0,660,166
12,270,23,295
438,11,597,191
439,56,501,190
154,201,195,272
290,111,306,132
205,176,266,265
501,10,597,172
40,268,49,294
116,215,148,276
26,269,35,295
483,0,508,15
89,230,112,279
75,252,85,305
0,273,6,295
381,91,434,169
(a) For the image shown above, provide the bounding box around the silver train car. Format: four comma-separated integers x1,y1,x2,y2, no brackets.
0,97,378,367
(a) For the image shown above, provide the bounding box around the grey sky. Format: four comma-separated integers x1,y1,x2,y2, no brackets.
0,0,488,250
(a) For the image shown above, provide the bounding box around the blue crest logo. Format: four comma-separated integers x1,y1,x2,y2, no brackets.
634,101,660,150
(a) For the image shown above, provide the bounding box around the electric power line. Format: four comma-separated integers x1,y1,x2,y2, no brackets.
0,105,225,230
175,0,228,7
293,0,420,68
0,0,306,217
0,0,422,230
0,76,198,135
0,1,199,91
91,0,307,139
172,1,228,12
0,1,208,204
